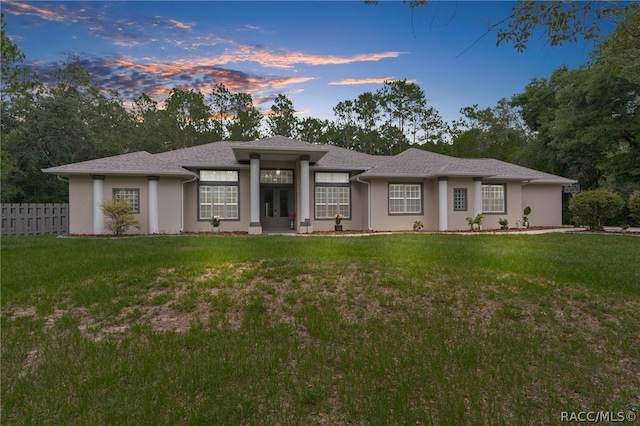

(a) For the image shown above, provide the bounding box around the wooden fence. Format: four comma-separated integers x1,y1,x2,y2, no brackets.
1,203,69,236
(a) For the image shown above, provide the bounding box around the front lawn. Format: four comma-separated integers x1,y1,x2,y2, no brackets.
2,233,639,424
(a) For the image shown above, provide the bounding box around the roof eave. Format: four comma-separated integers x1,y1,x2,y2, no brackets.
352,172,430,180
42,169,198,178
231,145,329,162
180,163,249,170
527,178,578,185
311,165,369,172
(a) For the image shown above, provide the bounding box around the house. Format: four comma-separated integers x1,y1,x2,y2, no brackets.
42,136,576,234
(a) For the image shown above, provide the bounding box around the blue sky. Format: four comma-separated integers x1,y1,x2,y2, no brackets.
3,1,608,125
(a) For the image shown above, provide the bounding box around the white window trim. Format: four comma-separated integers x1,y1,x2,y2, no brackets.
198,171,240,221
482,184,506,214
199,185,239,220
388,183,423,215
314,185,351,220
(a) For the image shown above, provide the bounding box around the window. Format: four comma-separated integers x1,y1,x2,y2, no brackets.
199,186,238,219
199,170,239,220
482,184,506,213
260,170,293,184
315,187,350,219
200,170,238,181
113,188,140,213
315,172,350,219
453,188,467,211
389,184,422,214
315,172,350,184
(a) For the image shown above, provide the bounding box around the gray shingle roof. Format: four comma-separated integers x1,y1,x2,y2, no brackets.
154,141,238,167
43,138,575,184
42,151,196,177
356,148,575,184
315,145,389,170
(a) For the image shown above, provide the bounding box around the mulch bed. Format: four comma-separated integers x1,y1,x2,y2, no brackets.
65,226,640,238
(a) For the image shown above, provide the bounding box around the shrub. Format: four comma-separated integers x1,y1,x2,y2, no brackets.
629,190,640,225
100,199,141,235
522,206,531,224
569,189,624,230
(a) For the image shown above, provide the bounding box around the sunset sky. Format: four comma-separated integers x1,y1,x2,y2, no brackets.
3,1,610,125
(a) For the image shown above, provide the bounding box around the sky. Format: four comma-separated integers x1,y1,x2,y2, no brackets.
3,1,610,126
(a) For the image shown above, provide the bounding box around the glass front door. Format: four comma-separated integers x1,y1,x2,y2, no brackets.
261,186,294,230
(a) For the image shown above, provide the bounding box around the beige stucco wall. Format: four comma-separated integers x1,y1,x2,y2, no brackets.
367,178,430,232
447,178,474,231
67,175,184,235
478,181,523,230
353,180,369,231
156,178,183,234
182,168,250,233
181,162,374,233
522,184,564,227
182,179,200,232
103,176,149,234
363,178,562,232
308,174,367,232
68,176,95,235
68,171,566,235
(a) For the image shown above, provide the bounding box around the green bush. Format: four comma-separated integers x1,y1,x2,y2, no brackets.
100,199,141,235
569,189,624,230
628,190,640,226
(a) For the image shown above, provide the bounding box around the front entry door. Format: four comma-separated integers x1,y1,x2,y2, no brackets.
261,186,294,231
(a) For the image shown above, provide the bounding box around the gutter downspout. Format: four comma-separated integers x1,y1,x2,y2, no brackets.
56,175,69,183
180,176,198,233
356,177,373,231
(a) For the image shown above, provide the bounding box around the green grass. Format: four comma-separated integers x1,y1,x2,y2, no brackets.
2,233,639,424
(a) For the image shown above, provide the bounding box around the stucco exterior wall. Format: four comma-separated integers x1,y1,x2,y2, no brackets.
368,178,429,232
68,176,95,235
182,169,250,233
522,184,564,227
68,172,566,235
447,178,474,231
478,181,522,230
423,179,439,230
156,178,183,234
353,180,370,231
68,175,186,235
304,170,366,232
103,176,149,234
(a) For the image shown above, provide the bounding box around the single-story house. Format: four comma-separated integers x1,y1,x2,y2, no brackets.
43,136,576,234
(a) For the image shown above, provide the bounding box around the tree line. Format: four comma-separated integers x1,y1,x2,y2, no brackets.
2,5,638,220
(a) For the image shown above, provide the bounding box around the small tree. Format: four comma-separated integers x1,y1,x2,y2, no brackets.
569,189,624,230
628,190,640,226
100,199,141,235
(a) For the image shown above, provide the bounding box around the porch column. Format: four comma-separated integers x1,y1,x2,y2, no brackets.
473,177,483,218
299,155,312,233
92,175,105,235
438,177,448,231
148,176,159,234
249,154,262,234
